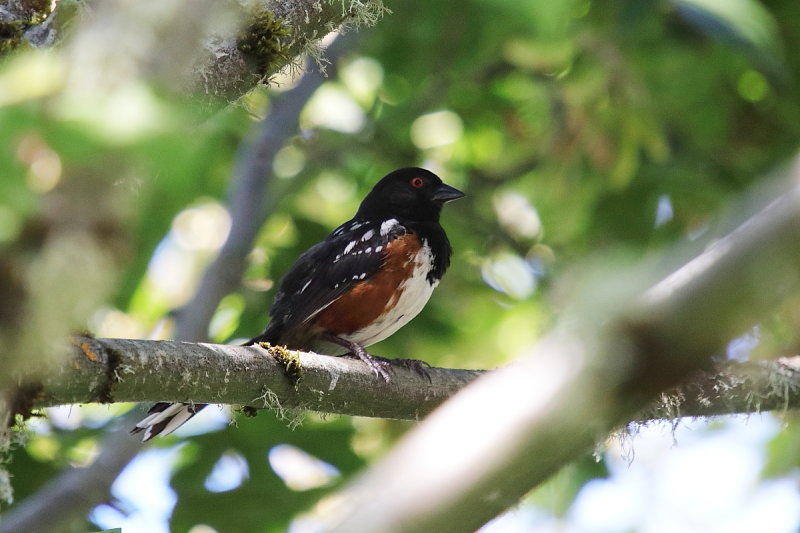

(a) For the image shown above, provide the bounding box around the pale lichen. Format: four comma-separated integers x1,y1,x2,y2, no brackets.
0,412,27,507
251,385,305,428
612,360,800,462
195,0,388,99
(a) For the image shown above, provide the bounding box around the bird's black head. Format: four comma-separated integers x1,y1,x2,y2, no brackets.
355,168,465,222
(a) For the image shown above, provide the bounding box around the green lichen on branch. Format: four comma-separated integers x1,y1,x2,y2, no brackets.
259,342,303,386
237,8,293,80
0,20,26,55
0,0,53,55
195,0,388,99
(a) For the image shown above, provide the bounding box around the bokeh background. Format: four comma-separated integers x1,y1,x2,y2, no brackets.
3,0,800,531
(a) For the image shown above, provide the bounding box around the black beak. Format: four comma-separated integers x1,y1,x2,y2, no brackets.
432,183,465,204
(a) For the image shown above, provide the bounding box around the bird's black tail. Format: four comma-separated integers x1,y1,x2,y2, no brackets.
130,402,207,442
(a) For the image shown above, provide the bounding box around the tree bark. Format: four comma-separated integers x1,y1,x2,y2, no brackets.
22,336,800,422
35,336,481,420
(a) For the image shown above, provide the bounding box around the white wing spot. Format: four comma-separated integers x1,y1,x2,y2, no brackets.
334,254,342,263
361,229,375,241
300,279,312,294
375,245,383,253
380,218,398,236
365,247,372,254
343,241,357,254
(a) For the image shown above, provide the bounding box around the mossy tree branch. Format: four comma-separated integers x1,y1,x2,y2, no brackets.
30,337,480,419
16,336,800,424
640,356,800,421
188,0,388,99
1,0,387,99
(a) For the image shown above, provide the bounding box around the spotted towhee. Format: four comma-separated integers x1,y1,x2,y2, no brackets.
132,168,464,441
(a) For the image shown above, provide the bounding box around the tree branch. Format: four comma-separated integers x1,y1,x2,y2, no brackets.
2,0,385,99
641,356,800,421
38,337,481,420
193,0,386,99
19,336,800,423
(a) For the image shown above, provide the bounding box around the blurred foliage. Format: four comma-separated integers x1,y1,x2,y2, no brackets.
167,412,364,533
4,0,800,531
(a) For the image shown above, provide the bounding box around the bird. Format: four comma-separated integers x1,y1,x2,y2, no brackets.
131,167,464,441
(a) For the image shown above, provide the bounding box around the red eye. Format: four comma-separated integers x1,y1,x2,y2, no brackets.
411,177,424,188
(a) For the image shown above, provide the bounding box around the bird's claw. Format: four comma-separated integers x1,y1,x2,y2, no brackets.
391,358,432,382
363,356,393,383
331,335,430,383
344,345,394,383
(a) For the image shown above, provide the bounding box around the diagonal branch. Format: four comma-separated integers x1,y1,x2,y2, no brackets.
0,421,142,533
307,170,800,532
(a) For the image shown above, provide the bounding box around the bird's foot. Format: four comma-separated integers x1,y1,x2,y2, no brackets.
343,353,432,383
325,334,393,382
350,347,393,383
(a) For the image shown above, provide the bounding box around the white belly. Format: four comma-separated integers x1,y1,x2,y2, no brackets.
344,243,439,347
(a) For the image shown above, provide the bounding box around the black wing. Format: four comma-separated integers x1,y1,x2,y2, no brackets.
253,218,408,344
